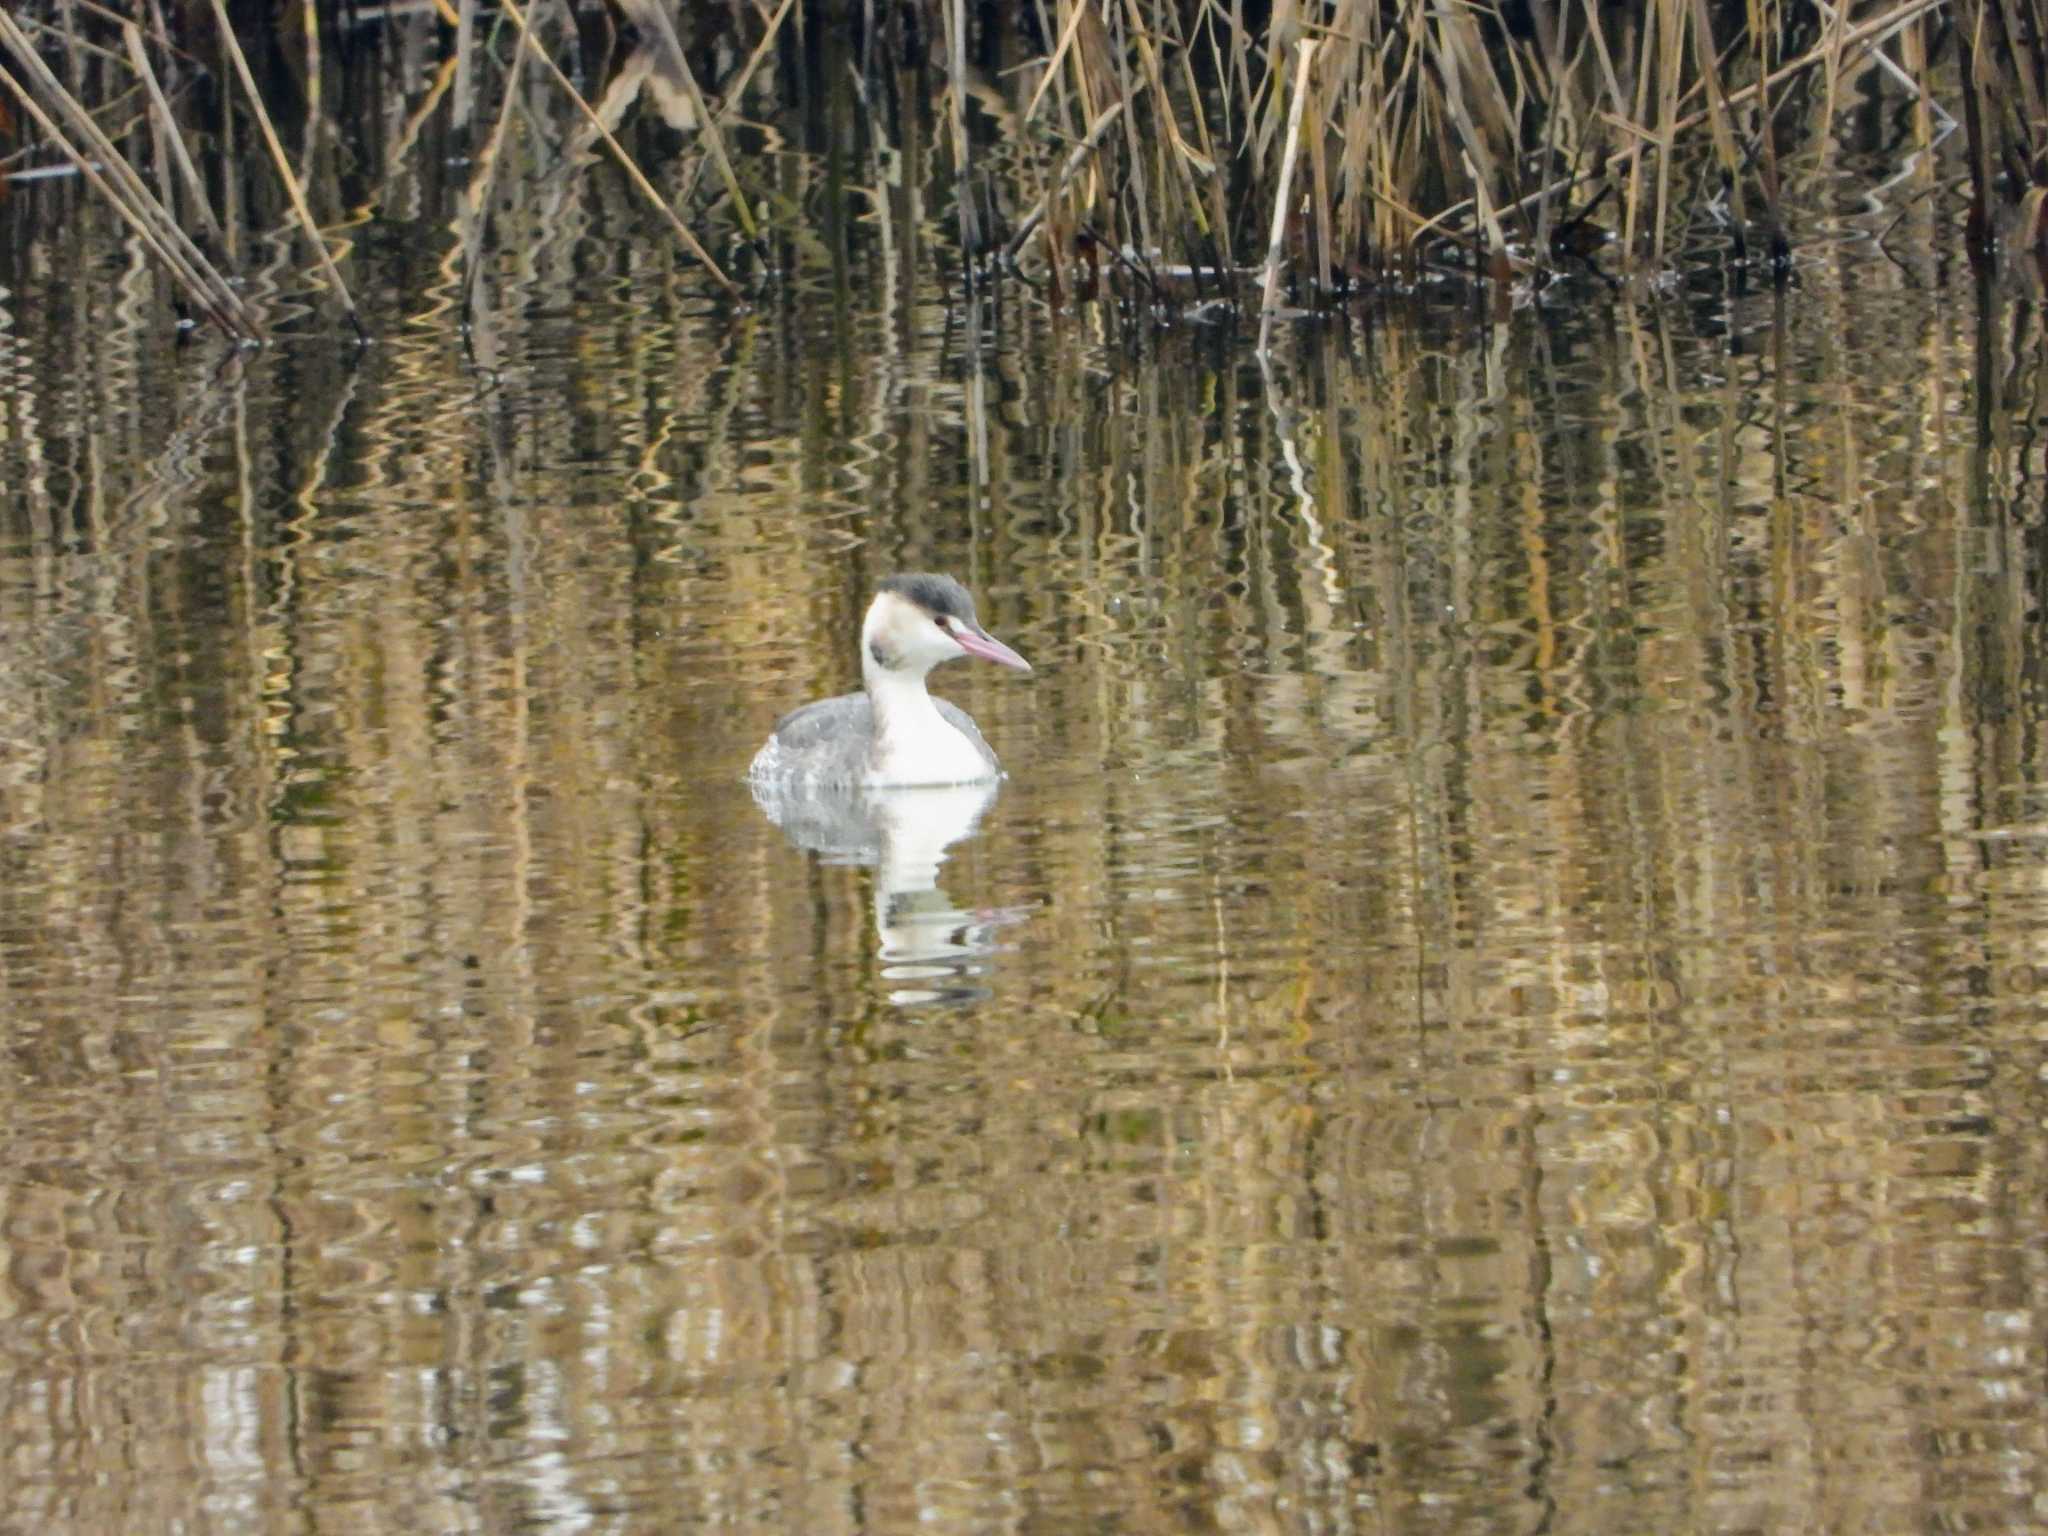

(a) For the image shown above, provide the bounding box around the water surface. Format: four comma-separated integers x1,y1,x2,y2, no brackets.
3,40,2047,1536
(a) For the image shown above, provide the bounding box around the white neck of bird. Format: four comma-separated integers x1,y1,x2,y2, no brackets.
860,602,988,785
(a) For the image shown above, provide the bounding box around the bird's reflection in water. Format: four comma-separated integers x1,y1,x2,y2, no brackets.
751,779,1024,1006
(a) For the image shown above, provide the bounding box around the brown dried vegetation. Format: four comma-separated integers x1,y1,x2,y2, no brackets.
0,1,2040,340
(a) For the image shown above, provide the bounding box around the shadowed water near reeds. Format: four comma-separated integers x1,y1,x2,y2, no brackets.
4,7,2048,1536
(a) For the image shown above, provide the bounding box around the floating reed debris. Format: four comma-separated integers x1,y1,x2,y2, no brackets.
1,1,2037,334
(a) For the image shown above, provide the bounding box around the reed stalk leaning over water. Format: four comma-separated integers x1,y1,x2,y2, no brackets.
0,10,258,340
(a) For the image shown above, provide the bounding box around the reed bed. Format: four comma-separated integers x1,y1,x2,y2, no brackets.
0,1,2033,343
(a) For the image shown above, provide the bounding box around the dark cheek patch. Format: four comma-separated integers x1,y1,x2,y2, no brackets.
870,638,893,669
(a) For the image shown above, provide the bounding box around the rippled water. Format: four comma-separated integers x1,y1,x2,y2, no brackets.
6,46,2048,1536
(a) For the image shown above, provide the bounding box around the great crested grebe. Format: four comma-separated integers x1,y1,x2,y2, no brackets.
747,573,1032,788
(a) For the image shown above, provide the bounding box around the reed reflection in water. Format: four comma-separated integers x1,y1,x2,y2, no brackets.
753,779,1013,1008
3,182,2048,1536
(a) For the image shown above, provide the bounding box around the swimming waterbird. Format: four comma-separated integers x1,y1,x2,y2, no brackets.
747,573,1031,789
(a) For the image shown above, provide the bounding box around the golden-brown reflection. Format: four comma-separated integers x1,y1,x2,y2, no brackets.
4,57,2048,1536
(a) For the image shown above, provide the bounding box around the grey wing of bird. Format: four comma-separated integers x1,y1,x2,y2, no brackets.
748,692,875,785
769,692,872,751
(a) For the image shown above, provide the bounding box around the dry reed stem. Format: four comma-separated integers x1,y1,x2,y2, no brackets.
638,2,760,242
299,0,320,142
1105,6,1157,279
1024,0,1093,127
1173,41,1230,270
1257,37,1317,357
1957,4,1995,248
374,51,456,197
120,21,225,246
1025,0,1084,156
453,0,478,132
1431,6,1511,259
1119,0,1213,242
1815,0,1949,127
1305,59,1331,295
6,0,1994,312
1749,0,1783,248
205,0,364,337
943,0,977,275
1499,0,1946,248
6,10,134,69
0,54,251,339
1688,0,1750,254
1651,0,1682,268
0,11,256,337
1002,96,1132,264
1814,0,1847,177
495,0,740,298
1899,9,1935,150
1988,0,2048,134
704,0,796,137
1529,1,1572,260
454,0,533,326
137,40,177,237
